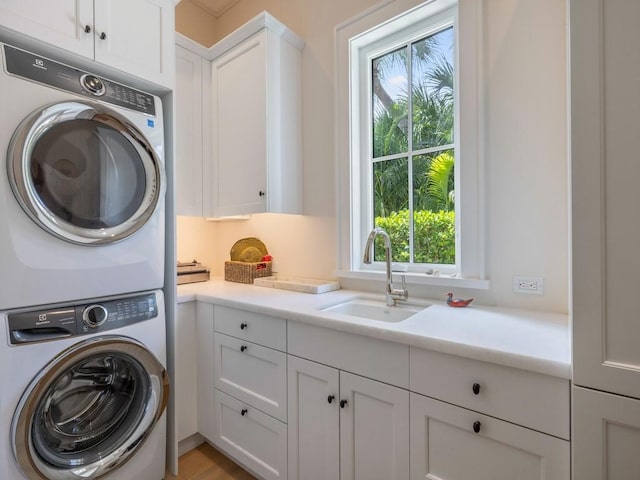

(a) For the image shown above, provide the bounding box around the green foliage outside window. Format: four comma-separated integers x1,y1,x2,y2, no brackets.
374,210,455,264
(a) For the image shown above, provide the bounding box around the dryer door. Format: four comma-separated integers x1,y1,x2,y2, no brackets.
11,335,169,480
7,101,164,245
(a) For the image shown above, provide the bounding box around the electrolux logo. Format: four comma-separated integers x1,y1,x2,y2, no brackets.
36,313,50,325
32,57,47,70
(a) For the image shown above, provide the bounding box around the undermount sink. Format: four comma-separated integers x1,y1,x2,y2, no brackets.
320,297,429,322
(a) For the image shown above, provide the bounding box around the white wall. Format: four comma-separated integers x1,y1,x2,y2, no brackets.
176,0,569,313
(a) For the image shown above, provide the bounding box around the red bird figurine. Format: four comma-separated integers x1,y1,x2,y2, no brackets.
446,292,474,307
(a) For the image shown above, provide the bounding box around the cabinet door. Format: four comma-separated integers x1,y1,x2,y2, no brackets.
287,356,339,480
573,386,640,480
340,372,409,480
175,46,204,216
211,31,267,217
410,393,569,480
93,0,174,86
571,0,640,398
196,302,215,442
0,0,94,58
175,302,198,442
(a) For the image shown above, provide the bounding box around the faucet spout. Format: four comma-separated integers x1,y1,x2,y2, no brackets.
363,227,409,306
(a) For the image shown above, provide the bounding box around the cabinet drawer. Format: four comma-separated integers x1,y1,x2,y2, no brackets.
410,348,570,439
214,305,286,351
288,321,409,388
410,392,570,480
215,333,287,421
214,389,287,480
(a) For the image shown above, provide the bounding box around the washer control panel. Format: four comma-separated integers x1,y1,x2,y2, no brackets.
2,44,156,116
7,293,158,345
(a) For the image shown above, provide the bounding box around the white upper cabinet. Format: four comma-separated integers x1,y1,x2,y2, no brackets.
0,0,94,57
93,0,174,86
209,13,303,216
0,0,174,86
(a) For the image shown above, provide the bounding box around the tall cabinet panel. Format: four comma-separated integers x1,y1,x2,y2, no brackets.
571,0,640,476
572,0,640,399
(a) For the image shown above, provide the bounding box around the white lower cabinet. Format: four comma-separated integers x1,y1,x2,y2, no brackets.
410,393,570,480
214,388,287,480
288,355,409,480
190,302,570,480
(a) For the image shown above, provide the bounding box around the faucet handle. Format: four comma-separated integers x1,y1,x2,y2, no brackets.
400,274,407,291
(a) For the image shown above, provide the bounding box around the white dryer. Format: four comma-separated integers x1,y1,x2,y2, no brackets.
0,43,166,310
0,290,169,480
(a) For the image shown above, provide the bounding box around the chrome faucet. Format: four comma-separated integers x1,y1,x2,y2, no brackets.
363,227,409,306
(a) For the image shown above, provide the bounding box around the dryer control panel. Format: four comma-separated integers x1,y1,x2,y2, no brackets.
2,44,156,116
7,293,158,345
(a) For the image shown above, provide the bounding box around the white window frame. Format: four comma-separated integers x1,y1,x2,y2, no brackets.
335,0,487,289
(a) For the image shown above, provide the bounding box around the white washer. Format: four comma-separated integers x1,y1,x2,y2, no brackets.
0,290,168,480
0,43,166,310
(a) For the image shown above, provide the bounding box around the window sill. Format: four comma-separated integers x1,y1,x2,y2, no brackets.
335,270,490,290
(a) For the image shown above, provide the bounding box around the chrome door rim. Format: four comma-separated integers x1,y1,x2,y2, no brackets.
7,101,165,246
11,335,169,480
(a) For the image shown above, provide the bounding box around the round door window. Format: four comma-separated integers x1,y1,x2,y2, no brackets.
7,101,164,245
12,336,169,480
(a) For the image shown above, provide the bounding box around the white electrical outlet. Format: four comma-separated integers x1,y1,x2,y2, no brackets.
513,276,544,295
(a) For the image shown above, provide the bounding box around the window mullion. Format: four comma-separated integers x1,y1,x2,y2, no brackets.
413,143,455,157
407,43,415,264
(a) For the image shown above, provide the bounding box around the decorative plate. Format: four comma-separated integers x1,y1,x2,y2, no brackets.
229,237,268,262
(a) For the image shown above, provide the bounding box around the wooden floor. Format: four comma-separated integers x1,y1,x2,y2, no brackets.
165,443,256,480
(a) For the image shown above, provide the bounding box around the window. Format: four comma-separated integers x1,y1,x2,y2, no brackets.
336,0,485,286
371,25,456,266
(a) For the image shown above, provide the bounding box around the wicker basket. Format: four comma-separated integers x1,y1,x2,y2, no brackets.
224,261,273,284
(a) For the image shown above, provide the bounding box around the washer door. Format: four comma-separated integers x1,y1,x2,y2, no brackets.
7,101,164,245
12,336,169,480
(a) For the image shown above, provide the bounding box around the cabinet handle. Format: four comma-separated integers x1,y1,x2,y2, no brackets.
259,190,266,197
100,32,107,40
241,408,248,416
473,421,482,433
240,345,247,352
472,383,481,395
84,25,92,33
240,322,248,330
327,395,335,404
340,399,348,408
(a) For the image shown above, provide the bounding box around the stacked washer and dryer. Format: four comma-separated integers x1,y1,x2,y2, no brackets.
0,43,169,479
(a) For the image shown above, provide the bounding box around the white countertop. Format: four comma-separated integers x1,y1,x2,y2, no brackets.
177,278,571,380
